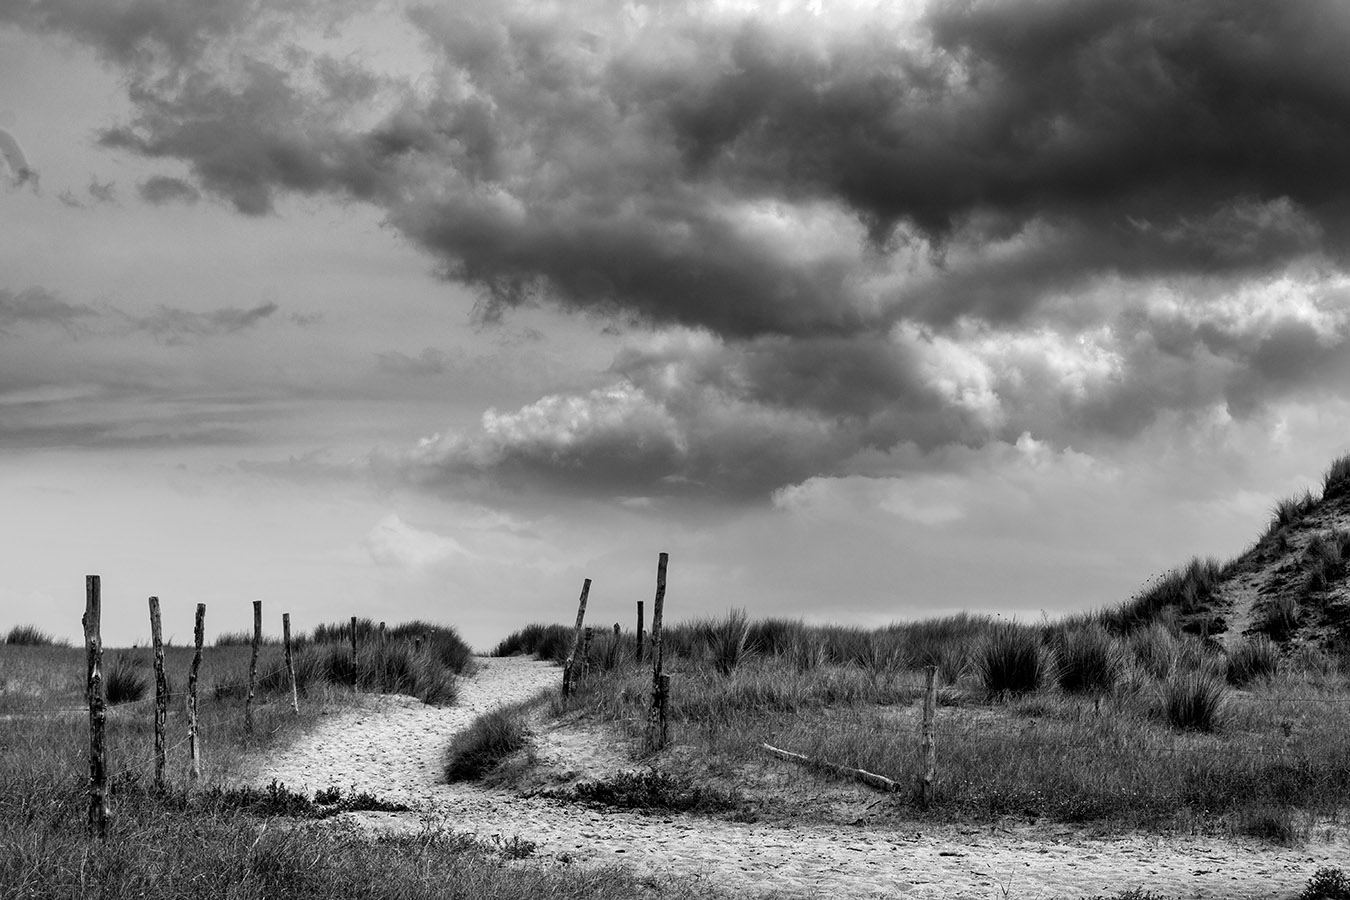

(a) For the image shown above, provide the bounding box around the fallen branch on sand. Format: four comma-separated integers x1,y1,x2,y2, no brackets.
759,743,900,793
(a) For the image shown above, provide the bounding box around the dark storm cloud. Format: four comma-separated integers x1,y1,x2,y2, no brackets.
21,0,1350,496
138,175,200,205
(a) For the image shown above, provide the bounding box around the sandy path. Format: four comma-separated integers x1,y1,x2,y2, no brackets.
253,657,1348,900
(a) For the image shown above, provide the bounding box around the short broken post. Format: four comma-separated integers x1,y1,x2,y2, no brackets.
636,600,645,664
85,575,109,840
148,596,168,792
283,612,299,715
581,626,595,677
246,600,262,736
645,552,669,752
561,578,592,698
188,603,205,782
920,664,937,808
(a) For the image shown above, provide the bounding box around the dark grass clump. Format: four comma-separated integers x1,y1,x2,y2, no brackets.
1271,488,1319,534
1226,636,1280,687
1129,622,1179,680
976,623,1049,697
1322,454,1350,502
213,630,257,647
1158,671,1225,732
105,654,150,705
1052,625,1124,695
568,770,740,814
492,623,573,662
444,708,530,782
700,609,751,675
1105,557,1226,632
4,624,68,646
1258,595,1302,642
1303,530,1350,596
1302,867,1350,900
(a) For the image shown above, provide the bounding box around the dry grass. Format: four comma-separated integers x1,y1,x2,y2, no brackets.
545,614,1350,836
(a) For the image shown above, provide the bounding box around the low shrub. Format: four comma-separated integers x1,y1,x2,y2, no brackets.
568,770,739,813
444,708,530,782
1053,625,1124,695
105,654,149,705
1303,867,1350,900
1271,488,1318,532
213,630,256,647
1159,671,1226,732
1226,636,1280,686
4,624,67,646
976,623,1049,697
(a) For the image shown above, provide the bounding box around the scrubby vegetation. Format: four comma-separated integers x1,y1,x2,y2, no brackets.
4,624,68,646
211,619,471,707
493,623,573,662
105,653,151,705
444,706,532,782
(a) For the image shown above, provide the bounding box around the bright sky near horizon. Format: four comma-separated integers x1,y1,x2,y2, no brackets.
3,0,1350,651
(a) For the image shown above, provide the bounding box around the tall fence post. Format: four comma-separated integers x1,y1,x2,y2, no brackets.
283,612,298,715
246,600,261,736
920,664,937,809
636,599,645,664
645,552,668,752
561,578,592,698
84,575,108,839
188,603,205,782
148,596,168,792
349,615,358,689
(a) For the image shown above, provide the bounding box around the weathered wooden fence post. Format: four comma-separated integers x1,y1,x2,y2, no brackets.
581,626,594,677
920,664,937,808
349,615,358,689
645,552,668,752
85,575,108,839
283,612,298,715
613,622,621,636
636,599,645,663
561,578,592,698
148,596,168,792
245,599,261,736
188,603,205,782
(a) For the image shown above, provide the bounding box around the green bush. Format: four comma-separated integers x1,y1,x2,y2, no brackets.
976,623,1049,697
1159,671,1226,732
1053,625,1124,695
1226,636,1280,687
444,709,530,782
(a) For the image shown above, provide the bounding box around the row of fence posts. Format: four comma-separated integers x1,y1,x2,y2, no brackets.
553,555,940,802
82,575,307,840
561,552,671,752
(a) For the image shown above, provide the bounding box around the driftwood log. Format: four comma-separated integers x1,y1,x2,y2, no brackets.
759,743,900,793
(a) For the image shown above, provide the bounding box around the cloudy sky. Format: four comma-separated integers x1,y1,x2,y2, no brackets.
4,0,1350,650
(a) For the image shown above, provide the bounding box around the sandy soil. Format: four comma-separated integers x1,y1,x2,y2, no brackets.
251,656,1349,900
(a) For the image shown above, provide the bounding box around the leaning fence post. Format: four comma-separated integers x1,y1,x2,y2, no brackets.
561,578,592,698
283,612,298,715
85,575,108,839
636,599,645,664
920,664,937,808
645,552,668,752
245,600,261,736
188,603,205,782
148,596,168,792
